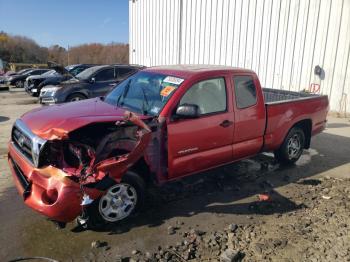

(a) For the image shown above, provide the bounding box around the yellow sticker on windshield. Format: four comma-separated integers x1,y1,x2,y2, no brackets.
160,86,176,97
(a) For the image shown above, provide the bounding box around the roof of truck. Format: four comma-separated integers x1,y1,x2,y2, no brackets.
144,64,256,78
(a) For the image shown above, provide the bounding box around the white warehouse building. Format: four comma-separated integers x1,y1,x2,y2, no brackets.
129,0,350,114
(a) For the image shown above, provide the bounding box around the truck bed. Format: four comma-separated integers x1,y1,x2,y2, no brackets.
262,87,329,152
263,88,319,104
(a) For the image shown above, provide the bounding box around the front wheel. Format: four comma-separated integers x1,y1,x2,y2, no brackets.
80,171,146,229
274,127,305,165
66,93,86,102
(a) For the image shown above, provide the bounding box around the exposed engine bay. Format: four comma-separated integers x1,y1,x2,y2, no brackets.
38,112,155,185
8,110,169,224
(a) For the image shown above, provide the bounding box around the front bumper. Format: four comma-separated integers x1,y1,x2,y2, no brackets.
8,142,100,222
39,96,56,104
25,83,40,96
6,81,13,86
30,88,39,96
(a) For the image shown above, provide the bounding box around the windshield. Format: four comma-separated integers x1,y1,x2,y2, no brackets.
76,66,107,79
65,65,76,71
24,69,35,75
42,70,59,76
17,69,31,74
75,66,103,80
105,71,185,116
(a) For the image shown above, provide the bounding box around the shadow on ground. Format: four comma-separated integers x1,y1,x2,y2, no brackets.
75,131,350,234
327,123,350,128
0,116,10,122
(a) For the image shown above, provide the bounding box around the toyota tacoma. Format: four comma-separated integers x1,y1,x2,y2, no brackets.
7,65,329,228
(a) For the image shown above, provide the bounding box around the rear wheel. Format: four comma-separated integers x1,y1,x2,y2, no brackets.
274,127,305,165
66,93,86,102
78,171,146,229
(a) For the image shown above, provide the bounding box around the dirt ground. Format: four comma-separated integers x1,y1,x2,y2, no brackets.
0,90,349,262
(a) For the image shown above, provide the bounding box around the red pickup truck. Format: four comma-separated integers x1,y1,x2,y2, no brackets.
8,65,328,228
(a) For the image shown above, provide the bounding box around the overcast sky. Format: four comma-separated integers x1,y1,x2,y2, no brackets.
0,0,129,47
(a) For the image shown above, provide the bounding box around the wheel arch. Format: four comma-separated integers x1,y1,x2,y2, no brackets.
65,92,88,102
291,119,312,149
128,156,154,185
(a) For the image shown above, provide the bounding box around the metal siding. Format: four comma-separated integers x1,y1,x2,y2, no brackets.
130,0,350,113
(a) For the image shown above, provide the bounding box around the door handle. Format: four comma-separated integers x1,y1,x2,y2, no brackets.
220,120,233,128
109,83,116,86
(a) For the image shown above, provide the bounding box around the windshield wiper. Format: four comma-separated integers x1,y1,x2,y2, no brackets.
116,79,131,107
139,85,150,115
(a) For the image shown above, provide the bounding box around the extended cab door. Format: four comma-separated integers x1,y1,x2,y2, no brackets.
231,74,266,159
167,76,234,178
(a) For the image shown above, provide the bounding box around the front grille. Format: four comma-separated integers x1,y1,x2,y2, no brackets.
9,157,31,199
41,97,55,104
12,126,33,163
11,119,47,167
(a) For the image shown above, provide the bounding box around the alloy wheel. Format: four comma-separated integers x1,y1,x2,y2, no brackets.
98,183,138,222
287,134,301,159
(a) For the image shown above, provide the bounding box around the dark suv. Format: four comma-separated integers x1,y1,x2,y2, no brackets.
39,64,144,104
6,68,50,88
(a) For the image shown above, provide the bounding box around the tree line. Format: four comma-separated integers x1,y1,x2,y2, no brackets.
0,31,129,67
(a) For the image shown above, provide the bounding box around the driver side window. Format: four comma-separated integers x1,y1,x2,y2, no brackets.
179,78,227,115
94,68,115,81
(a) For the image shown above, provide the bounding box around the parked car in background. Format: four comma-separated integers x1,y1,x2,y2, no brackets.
25,70,59,94
6,68,50,88
0,71,16,85
25,64,94,97
0,58,4,75
39,64,144,104
8,65,328,227
1,68,32,86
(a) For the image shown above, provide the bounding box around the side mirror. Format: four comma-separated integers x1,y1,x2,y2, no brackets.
175,104,200,119
90,77,95,83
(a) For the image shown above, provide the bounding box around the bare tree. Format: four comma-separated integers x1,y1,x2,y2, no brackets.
0,31,129,66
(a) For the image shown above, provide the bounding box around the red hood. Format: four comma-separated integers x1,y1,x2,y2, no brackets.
22,98,150,140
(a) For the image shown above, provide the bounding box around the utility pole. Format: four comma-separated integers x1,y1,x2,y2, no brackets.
67,45,70,65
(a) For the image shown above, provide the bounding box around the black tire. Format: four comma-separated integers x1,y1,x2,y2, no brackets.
122,171,146,211
66,93,87,102
80,171,146,229
274,127,305,165
15,80,24,88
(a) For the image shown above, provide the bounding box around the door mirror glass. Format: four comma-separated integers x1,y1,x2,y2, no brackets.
176,104,200,119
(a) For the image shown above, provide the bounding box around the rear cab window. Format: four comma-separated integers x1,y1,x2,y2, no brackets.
233,75,257,109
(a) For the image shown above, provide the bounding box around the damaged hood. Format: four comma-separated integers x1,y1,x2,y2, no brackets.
21,98,150,140
47,61,74,78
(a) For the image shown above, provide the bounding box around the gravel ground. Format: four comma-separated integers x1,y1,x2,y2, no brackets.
0,90,349,262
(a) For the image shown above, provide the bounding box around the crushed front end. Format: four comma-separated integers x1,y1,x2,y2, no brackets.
8,112,152,223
